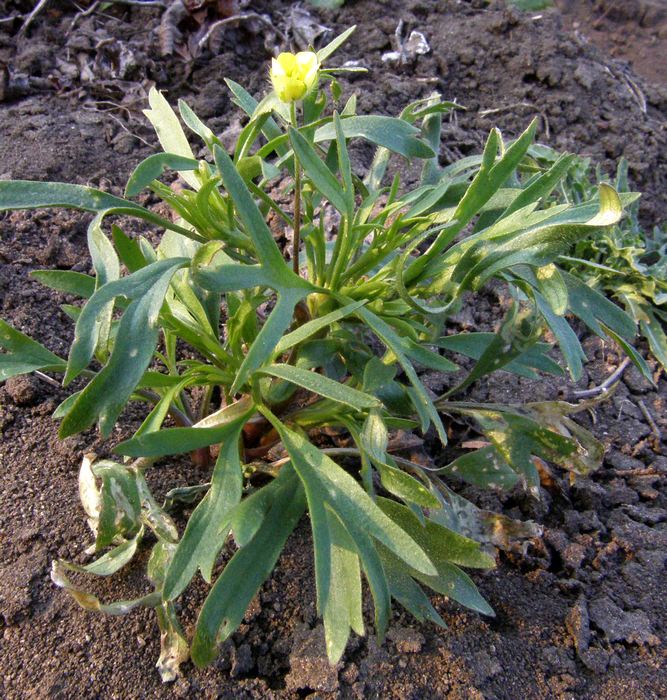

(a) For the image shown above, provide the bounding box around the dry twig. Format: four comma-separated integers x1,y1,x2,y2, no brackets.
82,105,153,147
638,399,661,441
571,356,631,398
479,102,536,116
0,14,24,25
33,370,61,389
197,12,281,50
70,0,167,32
18,0,49,36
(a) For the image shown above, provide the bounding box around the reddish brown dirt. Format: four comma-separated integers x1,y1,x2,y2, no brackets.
1,1,666,698
557,0,667,86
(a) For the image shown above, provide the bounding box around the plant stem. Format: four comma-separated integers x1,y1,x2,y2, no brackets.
199,384,214,421
327,213,346,288
290,102,302,276
293,170,302,275
135,389,193,427
571,356,631,398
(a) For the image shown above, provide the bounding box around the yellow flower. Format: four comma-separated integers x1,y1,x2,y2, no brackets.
270,51,320,103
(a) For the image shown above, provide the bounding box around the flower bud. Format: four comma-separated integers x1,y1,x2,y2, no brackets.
270,51,319,103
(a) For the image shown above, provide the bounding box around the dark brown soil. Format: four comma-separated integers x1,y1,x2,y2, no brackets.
1,1,666,698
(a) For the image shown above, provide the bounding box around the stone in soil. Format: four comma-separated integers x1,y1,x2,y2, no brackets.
387,626,425,654
3,375,41,406
588,597,659,646
285,626,340,693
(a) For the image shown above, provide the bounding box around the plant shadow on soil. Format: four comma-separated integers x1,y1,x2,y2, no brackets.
0,1,666,698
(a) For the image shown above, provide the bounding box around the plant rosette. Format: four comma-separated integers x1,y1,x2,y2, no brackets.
0,27,651,682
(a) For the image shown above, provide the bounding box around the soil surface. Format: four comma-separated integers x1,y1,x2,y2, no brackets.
1,1,666,698
557,0,667,86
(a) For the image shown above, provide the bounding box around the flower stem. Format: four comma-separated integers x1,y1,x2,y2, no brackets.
290,102,302,276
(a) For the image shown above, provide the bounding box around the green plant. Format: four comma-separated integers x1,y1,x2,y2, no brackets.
527,144,667,372
0,27,650,680
506,0,554,10
307,0,346,9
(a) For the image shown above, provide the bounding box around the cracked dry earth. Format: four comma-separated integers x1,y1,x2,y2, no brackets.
1,0,666,698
